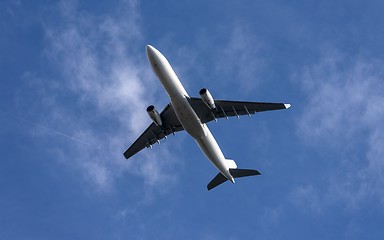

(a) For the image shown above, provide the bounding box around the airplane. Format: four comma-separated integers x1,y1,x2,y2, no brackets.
124,45,291,190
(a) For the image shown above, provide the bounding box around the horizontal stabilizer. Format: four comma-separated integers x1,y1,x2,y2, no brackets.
207,172,228,191
207,169,261,191
229,169,261,178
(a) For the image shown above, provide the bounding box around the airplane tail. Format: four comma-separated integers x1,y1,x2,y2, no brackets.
225,159,237,169
207,168,261,191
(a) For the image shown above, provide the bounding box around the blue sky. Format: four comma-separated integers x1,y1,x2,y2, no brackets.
1,0,384,239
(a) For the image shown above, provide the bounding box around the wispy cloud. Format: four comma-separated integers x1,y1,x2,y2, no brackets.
294,47,384,210
214,26,267,94
24,0,181,194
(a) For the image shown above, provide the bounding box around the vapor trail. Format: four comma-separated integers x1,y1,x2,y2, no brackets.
0,110,93,146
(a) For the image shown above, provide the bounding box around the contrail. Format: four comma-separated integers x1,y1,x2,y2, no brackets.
0,110,94,146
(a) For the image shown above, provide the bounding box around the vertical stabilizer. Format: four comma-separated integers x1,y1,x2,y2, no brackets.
225,159,237,169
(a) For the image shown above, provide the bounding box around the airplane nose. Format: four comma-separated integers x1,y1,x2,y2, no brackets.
146,45,155,57
146,44,168,69
146,44,158,64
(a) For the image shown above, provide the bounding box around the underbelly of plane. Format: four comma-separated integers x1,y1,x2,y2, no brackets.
195,130,228,174
171,95,206,139
171,95,229,176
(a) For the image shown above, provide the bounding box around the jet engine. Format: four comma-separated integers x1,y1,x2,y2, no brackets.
147,105,162,126
199,88,216,109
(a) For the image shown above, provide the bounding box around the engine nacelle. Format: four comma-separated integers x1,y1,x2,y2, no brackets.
199,88,216,109
147,105,162,126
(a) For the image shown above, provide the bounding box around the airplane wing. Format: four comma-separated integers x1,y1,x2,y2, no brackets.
123,104,184,159
188,97,291,123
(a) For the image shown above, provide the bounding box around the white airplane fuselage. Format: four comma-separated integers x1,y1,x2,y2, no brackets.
146,45,235,183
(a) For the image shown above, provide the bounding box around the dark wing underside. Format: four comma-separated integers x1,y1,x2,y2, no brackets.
123,104,183,159
188,97,290,123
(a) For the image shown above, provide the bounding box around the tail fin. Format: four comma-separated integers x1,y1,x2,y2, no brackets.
207,169,261,191
225,159,237,169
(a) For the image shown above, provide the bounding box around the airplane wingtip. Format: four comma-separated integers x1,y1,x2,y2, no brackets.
284,103,291,109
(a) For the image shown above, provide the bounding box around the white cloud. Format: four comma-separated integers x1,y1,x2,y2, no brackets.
31,0,180,194
294,47,384,210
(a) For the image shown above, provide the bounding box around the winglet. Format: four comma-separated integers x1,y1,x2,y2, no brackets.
284,103,291,109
